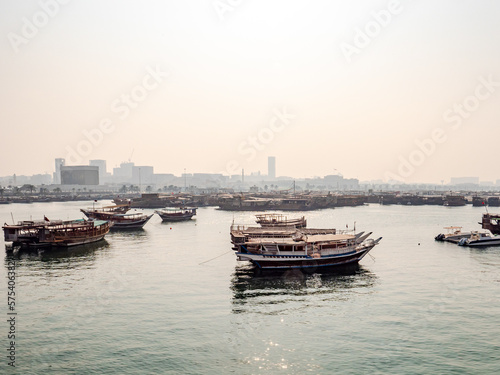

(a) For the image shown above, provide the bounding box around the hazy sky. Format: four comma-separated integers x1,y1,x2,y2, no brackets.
1,0,500,184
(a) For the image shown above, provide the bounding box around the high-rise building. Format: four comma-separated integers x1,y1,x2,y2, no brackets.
54,158,65,184
132,166,154,186
113,162,135,182
268,156,276,179
61,166,99,185
89,160,107,185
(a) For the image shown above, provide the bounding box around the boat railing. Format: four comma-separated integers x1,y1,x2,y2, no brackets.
231,223,297,232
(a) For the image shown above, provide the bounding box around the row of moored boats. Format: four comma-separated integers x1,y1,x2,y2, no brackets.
435,213,500,247
2,204,197,248
3,206,383,271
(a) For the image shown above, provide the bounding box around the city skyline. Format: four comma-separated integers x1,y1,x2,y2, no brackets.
2,156,500,188
2,1,500,184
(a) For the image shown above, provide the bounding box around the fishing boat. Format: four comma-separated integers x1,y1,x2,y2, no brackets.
155,207,197,221
443,195,467,206
85,204,130,214
255,213,306,228
80,209,153,229
434,226,472,243
480,213,500,235
113,197,131,206
3,219,111,248
231,223,381,270
231,225,338,247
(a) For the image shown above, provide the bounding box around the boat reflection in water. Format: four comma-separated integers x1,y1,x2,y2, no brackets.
5,239,110,264
106,227,149,243
226,264,378,372
230,263,377,310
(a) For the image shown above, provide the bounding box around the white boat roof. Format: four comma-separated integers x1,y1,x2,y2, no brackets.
306,234,355,242
247,233,355,244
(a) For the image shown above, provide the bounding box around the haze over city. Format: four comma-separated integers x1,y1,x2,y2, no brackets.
1,0,500,183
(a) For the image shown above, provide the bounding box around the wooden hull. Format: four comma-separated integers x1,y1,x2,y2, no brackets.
255,215,307,228
481,213,500,235
42,234,106,248
108,214,153,229
4,219,111,249
236,243,375,270
155,208,197,222
81,210,153,229
110,220,150,229
157,213,195,221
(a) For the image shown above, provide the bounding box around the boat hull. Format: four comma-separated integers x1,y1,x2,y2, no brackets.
110,221,149,229
155,208,197,222
82,210,153,229
157,213,195,221
459,238,500,247
237,244,374,270
108,214,153,229
42,234,106,248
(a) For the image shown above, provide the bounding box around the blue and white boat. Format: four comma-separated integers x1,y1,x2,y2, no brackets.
458,231,500,247
231,224,381,270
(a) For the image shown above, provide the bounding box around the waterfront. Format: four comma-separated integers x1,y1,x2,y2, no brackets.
1,202,500,374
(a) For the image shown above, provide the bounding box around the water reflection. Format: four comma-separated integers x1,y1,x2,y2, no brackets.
106,228,149,242
4,240,110,267
231,264,377,311
159,219,197,225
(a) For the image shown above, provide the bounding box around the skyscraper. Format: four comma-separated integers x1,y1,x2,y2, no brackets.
268,156,276,179
54,158,65,184
90,160,107,184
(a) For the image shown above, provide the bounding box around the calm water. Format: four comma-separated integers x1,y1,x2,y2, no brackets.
1,202,500,374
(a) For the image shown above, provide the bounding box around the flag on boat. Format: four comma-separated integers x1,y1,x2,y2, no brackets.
44,216,50,222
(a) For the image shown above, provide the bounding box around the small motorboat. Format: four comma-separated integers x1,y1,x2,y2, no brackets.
458,231,500,247
435,226,472,243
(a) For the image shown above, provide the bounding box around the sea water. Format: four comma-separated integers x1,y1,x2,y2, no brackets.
1,202,499,374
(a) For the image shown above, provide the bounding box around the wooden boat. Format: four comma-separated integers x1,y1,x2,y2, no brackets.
472,196,487,207
487,197,500,207
480,213,500,235
3,219,110,248
130,194,169,208
443,195,467,206
85,204,130,214
80,209,153,229
231,223,381,270
155,207,197,221
255,213,306,228
231,225,338,246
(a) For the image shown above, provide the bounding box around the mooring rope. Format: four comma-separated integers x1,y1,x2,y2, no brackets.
199,249,233,265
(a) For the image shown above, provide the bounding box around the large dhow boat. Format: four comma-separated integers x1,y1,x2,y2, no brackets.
480,213,500,235
80,206,153,229
3,218,111,248
230,218,381,270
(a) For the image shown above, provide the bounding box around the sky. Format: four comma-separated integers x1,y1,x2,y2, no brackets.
1,0,500,184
